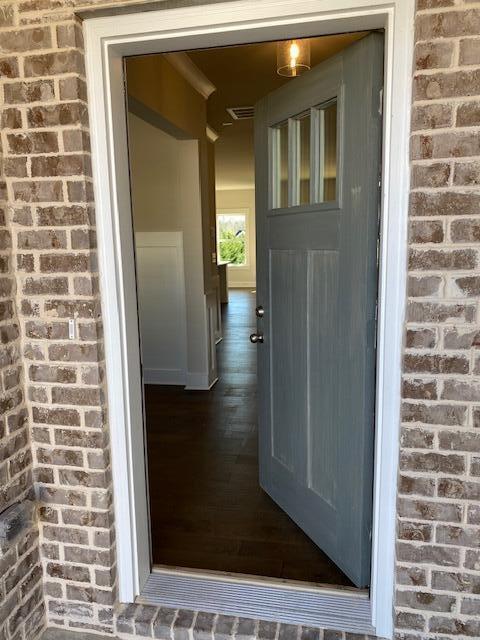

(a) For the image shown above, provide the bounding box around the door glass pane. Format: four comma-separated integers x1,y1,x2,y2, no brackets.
271,102,337,209
298,113,311,205
273,121,289,209
319,101,337,202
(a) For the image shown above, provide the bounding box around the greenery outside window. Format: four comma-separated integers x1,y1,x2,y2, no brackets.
216,211,248,266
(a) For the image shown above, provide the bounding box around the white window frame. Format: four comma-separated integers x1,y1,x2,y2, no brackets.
216,208,250,268
83,1,414,637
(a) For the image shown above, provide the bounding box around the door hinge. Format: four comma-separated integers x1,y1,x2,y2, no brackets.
378,88,384,116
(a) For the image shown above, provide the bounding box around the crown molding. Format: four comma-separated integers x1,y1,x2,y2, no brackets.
206,124,219,142
164,52,216,99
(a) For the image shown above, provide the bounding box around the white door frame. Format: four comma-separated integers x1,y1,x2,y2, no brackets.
83,1,414,637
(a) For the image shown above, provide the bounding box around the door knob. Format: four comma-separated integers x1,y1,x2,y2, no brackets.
250,333,264,344
255,305,265,318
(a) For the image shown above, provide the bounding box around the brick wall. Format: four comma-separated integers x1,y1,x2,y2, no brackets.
1,0,480,639
0,4,45,633
0,2,123,636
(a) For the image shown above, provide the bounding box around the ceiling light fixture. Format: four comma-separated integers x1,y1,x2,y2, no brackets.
277,39,311,77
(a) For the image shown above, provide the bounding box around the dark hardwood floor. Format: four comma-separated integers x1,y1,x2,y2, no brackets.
145,289,353,586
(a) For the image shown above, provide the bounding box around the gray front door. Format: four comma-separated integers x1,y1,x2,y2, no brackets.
254,33,383,588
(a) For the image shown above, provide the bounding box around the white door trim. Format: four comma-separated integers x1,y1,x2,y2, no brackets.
83,1,414,637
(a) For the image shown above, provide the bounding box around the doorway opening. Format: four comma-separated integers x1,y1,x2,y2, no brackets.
145,288,353,586
125,29,380,590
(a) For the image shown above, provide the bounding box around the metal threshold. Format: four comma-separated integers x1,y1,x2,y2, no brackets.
139,566,373,634
41,630,115,640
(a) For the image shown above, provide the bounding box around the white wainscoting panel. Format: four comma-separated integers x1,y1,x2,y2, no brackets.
135,232,187,385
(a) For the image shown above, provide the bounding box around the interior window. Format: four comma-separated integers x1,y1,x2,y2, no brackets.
216,212,247,265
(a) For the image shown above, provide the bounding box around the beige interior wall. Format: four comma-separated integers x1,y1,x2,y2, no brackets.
216,188,256,288
126,56,218,295
206,139,219,285
126,55,206,140
128,112,210,383
128,113,181,231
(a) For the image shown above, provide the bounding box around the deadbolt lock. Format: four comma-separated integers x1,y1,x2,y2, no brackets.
255,305,265,318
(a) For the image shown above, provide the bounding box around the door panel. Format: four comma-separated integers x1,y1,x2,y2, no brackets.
307,250,339,506
270,249,308,473
255,33,384,588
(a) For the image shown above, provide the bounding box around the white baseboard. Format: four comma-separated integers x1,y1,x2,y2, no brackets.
228,281,256,288
143,368,185,385
144,369,217,390
185,372,217,391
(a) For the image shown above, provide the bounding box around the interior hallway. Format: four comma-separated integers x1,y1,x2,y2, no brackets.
145,289,352,586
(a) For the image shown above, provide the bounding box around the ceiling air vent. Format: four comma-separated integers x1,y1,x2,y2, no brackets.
226,106,255,120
